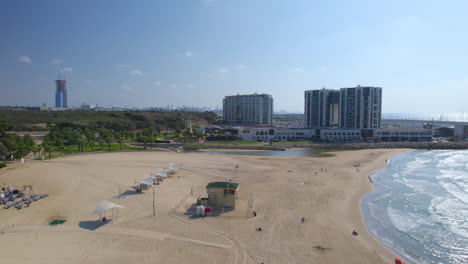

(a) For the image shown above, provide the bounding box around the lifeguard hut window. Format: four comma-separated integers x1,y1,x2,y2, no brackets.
224,189,235,195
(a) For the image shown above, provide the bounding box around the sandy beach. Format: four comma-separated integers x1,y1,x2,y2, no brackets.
0,149,406,263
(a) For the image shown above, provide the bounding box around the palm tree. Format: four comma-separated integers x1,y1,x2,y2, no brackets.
41,141,54,159
115,132,124,150
84,128,96,151
32,145,40,159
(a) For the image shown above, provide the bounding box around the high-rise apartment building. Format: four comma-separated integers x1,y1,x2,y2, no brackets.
304,89,340,128
223,94,273,125
55,79,67,108
339,86,382,129
305,86,382,129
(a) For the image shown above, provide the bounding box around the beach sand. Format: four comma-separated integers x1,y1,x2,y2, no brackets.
0,149,406,263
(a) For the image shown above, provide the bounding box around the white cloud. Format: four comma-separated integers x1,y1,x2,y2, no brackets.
129,69,143,76
217,67,230,74
169,83,177,88
121,83,133,91
209,64,247,77
62,67,72,72
289,67,304,73
184,51,194,57
52,59,62,65
18,56,32,64
154,81,161,86
187,83,194,88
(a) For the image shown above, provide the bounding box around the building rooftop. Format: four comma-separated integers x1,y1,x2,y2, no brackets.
206,182,239,189
224,93,271,98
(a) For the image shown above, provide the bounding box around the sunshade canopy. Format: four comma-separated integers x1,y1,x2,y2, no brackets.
92,200,124,215
156,169,168,177
168,163,180,170
138,175,155,185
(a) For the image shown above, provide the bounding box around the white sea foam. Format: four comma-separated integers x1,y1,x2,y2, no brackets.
440,181,468,205
365,150,468,264
387,207,430,234
429,198,468,239
436,152,468,170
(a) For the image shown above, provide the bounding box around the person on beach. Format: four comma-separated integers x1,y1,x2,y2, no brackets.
352,230,358,236
301,217,305,223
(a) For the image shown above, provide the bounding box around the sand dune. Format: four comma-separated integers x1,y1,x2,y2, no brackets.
0,149,405,263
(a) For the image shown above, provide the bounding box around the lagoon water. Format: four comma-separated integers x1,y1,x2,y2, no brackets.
362,150,468,264
198,149,329,157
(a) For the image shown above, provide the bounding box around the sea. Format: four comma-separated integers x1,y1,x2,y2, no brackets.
362,150,468,264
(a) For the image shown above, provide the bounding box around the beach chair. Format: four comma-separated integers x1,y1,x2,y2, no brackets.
32,197,39,202
15,204,22,209
1,199,7,204
40,194,48,199
4,204,11,209
8,196,15,201
30,194,36,198
22,197,28,202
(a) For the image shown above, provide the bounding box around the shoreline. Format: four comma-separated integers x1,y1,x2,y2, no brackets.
356,149,413,263
322,148,410,263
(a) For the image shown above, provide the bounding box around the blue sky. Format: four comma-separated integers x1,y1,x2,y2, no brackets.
1,0,468,113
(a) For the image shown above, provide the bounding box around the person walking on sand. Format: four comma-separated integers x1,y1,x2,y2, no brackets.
301,217,305,223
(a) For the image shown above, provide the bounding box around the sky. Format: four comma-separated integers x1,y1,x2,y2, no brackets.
1,0,468,113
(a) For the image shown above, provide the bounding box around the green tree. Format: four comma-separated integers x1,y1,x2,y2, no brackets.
99,129,113,151
84,128,96,151
41,140,54,159
98,138,105,151
31,145,40,159
0,143,8,160
62,127,75,149
115,132,124,150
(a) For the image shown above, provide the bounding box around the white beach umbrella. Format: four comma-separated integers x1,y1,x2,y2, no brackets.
156,169,168,178
168,163,180,170
138,175,155,185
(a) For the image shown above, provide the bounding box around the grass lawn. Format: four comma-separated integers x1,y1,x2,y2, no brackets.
185,141,264,147
0,161,9,169
42,144,144,159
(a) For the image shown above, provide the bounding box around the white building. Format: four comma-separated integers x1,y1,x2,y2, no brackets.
237,128,315,142
320,129,362,142
454,124,468,140
375,128,432,142
223,94,273,125
234,127,432,142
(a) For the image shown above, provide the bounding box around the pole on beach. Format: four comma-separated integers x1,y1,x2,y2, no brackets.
152,187,156,217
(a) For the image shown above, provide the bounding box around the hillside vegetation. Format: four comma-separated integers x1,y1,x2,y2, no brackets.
0,109,219,131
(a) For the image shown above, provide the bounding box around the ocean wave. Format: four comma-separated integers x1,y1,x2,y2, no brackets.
387,207,431,234
364,150,468,264
428,198,468,239
440,181,468,205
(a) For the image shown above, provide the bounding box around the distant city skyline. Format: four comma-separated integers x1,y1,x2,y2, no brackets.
2,0,468,113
